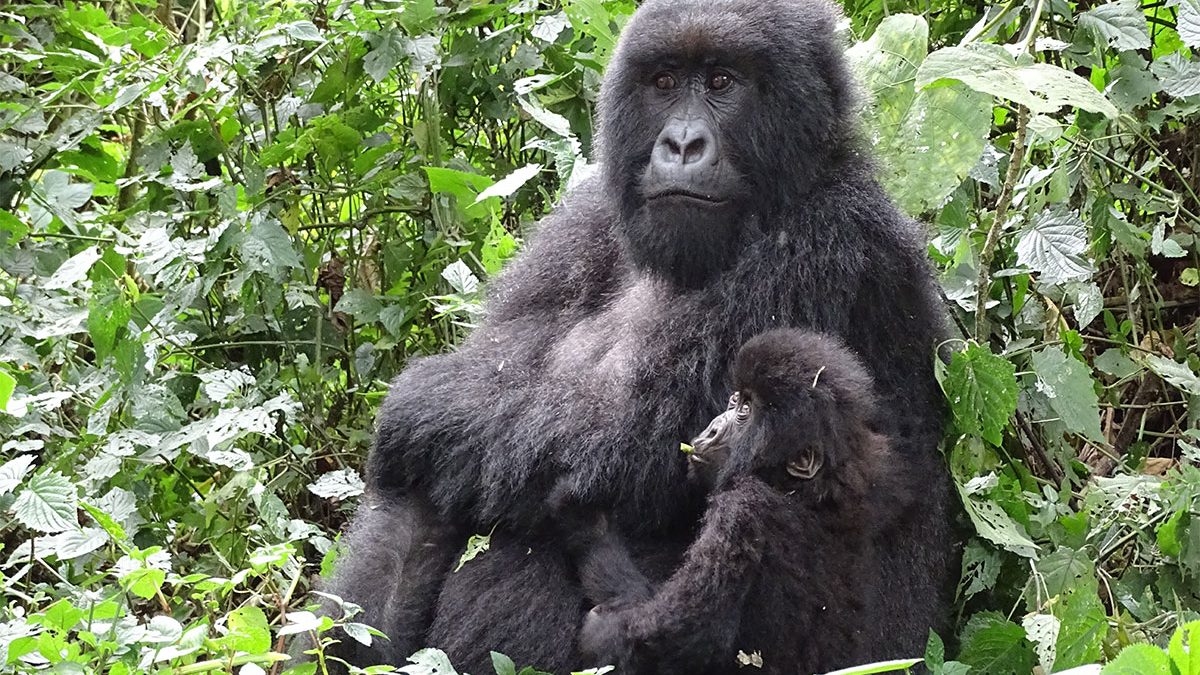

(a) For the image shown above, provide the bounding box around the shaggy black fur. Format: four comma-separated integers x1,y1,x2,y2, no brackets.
323,0,954,671
566,329,911,674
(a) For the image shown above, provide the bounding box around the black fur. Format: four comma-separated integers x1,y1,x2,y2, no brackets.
323,0,954,671
570,330,911,674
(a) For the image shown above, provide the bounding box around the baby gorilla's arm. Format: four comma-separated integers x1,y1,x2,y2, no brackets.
549,481,654,606
580,477,774,672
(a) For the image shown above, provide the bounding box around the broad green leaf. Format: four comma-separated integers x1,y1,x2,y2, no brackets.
44,246,101,290
1030,348,1104,442
12,470,78,533
307,468,365,501
364,30,404,82
943,343,1018,446
1144,354,1200,395
958,612,1037,675
492,652,518,675
918,44,1118,118
87,295,129,362
1100,644,1171,675
1150,52,1200,97
122,566,166,599
1176,0,1200,48
850,15,990,214
222,606,271,654
442,260,479,295
1015,208,1093,284
241,216,302,281
1079,0,1152,51
1095,349,1140,378
1053,584,1107,668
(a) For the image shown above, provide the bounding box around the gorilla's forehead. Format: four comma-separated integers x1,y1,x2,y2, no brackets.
620,0,834,65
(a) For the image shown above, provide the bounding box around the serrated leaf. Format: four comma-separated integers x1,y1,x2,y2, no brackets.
241,216,302,281
1100,644,1171,675
12,470,78,533
1080,0,1151,51
0,454,36,495
1150,52,1200,97
958,486,1040,557
1175,0,1200,48
441,260,479,295
918,44,1118,118
1144,354,1200,395
1016,208,1093,284
1031,349,1104,442
958,612,1037,675
223,606,271,654
943,343,1018,446
1022,614,1060,673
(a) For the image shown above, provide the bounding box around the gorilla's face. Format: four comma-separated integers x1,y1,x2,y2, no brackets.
596,0,853,287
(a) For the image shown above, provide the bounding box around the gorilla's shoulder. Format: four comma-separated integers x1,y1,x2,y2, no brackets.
485,170,623,320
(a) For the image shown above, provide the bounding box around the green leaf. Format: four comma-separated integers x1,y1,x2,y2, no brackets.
122,566,165,600
958,483,1040,557
491,652,517,675
12,470,78,533
1150,53,1200,97
1080,0,1152,51
1100,644,1171,675
475,164,543,203
44,246,101,291
1144,354,1200,395
1176,0,1200,48
0,454,35,495
1030,348,1104,442
918,44,1118,118
402,648,460,675
222,606,271,654
850,15,991,214
0,369,15,412
1168,621,1200,675
87,295,129,362
241,216,302,282
455,530,493,572
822,659,924,675
943,343,1018,446
958,612,1037,675
1015,208,1093,284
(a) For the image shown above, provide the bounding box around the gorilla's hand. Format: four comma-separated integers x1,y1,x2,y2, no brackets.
547,478,610,554
579,600,638,670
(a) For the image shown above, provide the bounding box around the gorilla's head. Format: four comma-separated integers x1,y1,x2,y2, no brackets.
596,0,856,287
687,329,881,500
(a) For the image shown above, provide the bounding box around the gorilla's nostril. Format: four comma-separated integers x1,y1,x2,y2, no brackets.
681,138,707,165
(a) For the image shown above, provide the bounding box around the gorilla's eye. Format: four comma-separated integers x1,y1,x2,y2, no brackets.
654,73,677,90
709,71,733,91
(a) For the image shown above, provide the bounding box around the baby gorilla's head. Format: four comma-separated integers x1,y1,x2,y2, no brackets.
688,329,883,499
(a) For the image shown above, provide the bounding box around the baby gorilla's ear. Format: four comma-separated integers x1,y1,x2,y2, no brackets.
785,446,823,480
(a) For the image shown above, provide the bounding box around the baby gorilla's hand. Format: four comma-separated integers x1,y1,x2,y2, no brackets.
579,600,637,669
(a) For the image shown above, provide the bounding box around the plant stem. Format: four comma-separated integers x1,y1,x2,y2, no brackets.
974,106,1030,341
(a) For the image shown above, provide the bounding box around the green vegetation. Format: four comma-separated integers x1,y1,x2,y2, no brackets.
0,0,1197,673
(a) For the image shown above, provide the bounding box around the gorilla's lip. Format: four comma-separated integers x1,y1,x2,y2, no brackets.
646,188,730,205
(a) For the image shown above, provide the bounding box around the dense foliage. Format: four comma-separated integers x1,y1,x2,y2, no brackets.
0,0,1197,673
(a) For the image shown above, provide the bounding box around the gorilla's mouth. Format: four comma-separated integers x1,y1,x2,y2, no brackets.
646,188,730,206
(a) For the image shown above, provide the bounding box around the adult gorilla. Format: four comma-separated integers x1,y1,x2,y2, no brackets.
326,0,953,671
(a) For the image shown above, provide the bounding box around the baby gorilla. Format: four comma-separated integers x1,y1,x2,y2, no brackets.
559,329,911,675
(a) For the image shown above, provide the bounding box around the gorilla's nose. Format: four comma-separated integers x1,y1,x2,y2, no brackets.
653,119,717,174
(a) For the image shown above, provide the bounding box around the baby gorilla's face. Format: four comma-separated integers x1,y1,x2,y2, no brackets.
687,391,823,490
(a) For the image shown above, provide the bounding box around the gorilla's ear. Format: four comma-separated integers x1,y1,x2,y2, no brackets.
786,447,823,480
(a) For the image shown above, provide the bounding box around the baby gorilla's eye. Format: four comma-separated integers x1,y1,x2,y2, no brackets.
735,399,752,423
709,70,733,91
654,72,677,90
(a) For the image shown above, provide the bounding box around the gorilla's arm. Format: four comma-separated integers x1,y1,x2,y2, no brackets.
580,478,774,671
